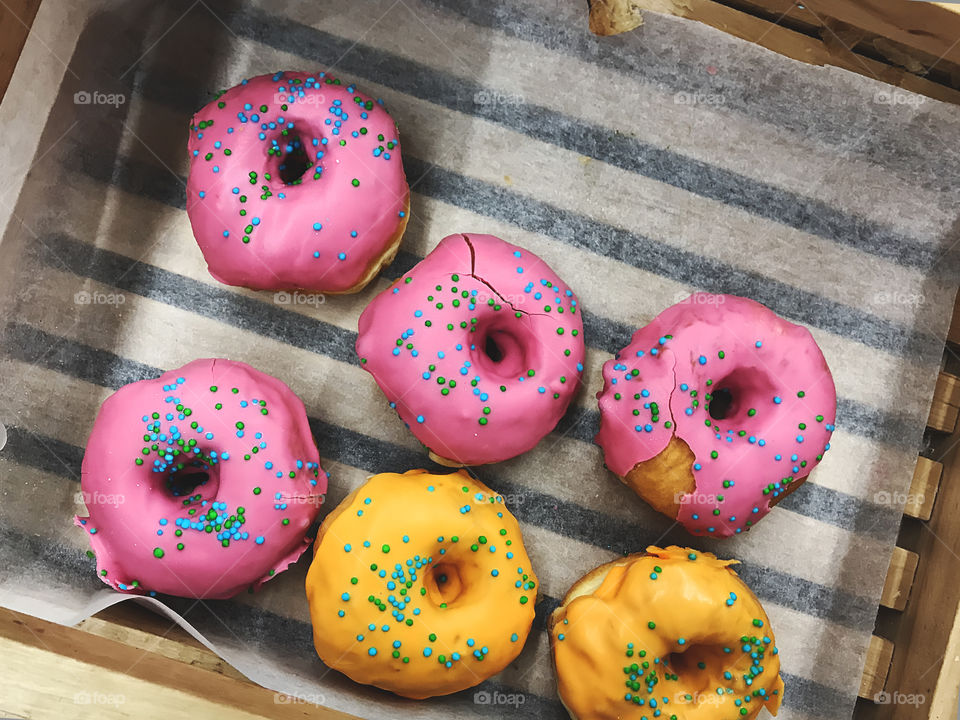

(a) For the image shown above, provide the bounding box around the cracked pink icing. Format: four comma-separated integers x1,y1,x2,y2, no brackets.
356,233,586,465
595,293,837,537
75,359,327,599
186,71,408,292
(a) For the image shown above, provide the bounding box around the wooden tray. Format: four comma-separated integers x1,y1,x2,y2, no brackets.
590,1,960,716
2,1,959,718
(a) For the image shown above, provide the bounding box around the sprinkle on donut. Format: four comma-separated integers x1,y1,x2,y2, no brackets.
596,293,837,537
550,546,784,720
306,469,538,698
186,71,409,293
356,233,585,465
76,359,326,599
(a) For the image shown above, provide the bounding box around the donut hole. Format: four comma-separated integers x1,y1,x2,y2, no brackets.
484,334,505,363
275,134,315,185
706,368,775,425
473,320,533,379
165,460,219,499
423,563,464,606
707,387,734,420
664,643,725,691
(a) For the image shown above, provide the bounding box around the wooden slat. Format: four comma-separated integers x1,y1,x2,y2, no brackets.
75,614,247,680
0,0,41,102
949,291,960,346
887,401,960,719
0,608,356,720
927,370,960,435
903,457,943,521
786,0,960,72
732,0,960,81
929,599,960,720
928,399,959,434
619,0,960,104
934,372,960,409
880,547,920,612
858,635,894,700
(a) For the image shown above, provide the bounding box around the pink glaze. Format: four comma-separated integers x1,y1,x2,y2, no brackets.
595,293,837,538
75,359,326,599
356,233,585,465
186,71,408,292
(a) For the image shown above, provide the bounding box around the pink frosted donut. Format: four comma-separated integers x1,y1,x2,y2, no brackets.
186,71,409,293
356,233,586,466
75,359,327,599
595,293,837,538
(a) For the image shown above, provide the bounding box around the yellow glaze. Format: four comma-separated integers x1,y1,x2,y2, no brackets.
306,469,538,698
550,546,783,720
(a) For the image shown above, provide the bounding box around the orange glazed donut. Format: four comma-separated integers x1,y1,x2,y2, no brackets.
549,546,783,720
305,469,538,698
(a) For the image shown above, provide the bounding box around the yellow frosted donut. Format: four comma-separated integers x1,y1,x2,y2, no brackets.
305,469,538,698
549,546,783,720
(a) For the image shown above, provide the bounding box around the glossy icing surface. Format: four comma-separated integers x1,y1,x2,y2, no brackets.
306,469,537,698
551,546,784,720
356,233,585,465
76,359,326,599
186,71,409,292
596,293,836,537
